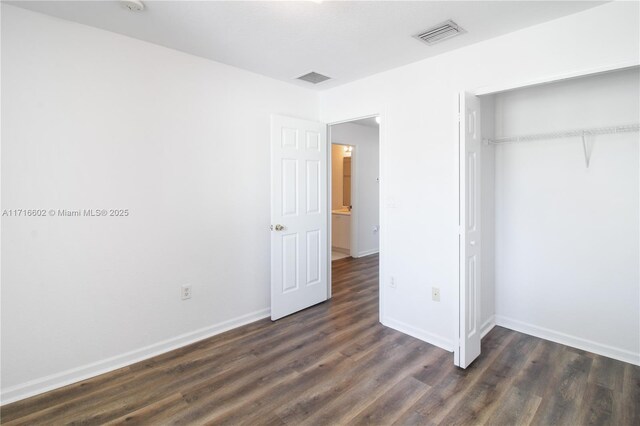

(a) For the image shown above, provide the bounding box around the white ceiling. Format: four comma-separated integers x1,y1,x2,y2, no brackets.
8,0,605,90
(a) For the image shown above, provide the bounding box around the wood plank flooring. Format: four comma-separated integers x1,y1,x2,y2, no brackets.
1,254,638,425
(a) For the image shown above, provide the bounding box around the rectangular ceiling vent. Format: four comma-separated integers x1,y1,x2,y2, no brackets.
414,20,466,46
296,72,331,84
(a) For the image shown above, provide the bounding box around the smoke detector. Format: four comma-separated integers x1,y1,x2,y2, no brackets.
296,72,332,85
414,20,466,46
120,0,145,12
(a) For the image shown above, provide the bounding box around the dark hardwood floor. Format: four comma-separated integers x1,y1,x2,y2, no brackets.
2,254,639,425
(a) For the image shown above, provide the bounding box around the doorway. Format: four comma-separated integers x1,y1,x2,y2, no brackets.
269,113,383,321
456,66,640,367
329,117,381,290
331,143,352,261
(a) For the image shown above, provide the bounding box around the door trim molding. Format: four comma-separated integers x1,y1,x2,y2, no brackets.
474,60,639,96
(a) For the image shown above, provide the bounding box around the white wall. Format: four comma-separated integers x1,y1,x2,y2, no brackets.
3,0,640,405
490,68,639,363
331,123,380,257
319,1,640,353
1,5,318,402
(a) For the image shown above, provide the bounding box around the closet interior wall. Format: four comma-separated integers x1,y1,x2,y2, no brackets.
480,67,640,363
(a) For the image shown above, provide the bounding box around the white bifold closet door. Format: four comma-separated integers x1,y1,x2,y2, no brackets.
456,92,482,368
270,115,328,321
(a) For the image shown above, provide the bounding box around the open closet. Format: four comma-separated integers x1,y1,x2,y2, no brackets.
477,66,640,364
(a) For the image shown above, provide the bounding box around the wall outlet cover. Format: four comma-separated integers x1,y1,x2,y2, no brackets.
432,287,440,302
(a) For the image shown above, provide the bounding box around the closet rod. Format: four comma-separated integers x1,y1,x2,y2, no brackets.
485,123,640,145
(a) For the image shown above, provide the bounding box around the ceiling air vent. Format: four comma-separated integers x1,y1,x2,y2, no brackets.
414,20,466,46
296,72,331,84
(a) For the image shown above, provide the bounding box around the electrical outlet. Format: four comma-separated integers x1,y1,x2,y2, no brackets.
389,276,397,288
181,285,192,300
432,287,440,302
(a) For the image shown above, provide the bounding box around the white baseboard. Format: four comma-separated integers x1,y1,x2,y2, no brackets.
332,247,350,254
355,249,379,258
495,315,640,366
383,317,453,352
1,308,271,405
480,315,496,338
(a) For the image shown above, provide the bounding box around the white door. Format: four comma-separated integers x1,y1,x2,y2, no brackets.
455,92,482,368
271,115,328,320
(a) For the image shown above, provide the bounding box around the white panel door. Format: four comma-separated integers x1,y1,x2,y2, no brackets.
455,92,482,368
271,115,328,320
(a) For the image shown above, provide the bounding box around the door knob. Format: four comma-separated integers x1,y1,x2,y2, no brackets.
271,224,285,231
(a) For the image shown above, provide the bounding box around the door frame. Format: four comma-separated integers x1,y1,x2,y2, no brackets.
326,113,385,323
454,60,639,363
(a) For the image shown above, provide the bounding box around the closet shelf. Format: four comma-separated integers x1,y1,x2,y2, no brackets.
484,123,640,145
